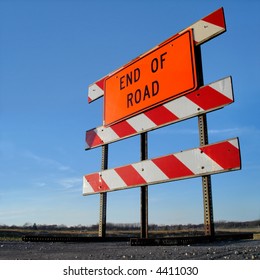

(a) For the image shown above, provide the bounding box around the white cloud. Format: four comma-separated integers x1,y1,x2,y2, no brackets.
30,175,82,194
208,128,241,134
57,177,82,190
22,150,72,172
35,182,47,187
208,126,260,135
153,125,260,136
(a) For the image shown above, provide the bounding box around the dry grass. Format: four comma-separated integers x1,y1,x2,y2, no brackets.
253,233,260,240
1,225,259,241
215,227,260,233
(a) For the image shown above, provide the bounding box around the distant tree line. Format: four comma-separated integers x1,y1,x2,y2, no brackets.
0,220,259,231
214,220,260,229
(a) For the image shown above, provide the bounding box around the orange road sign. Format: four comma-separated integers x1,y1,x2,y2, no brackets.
104,29,197,126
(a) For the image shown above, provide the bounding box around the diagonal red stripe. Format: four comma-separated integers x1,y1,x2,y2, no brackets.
200,141,241,169
115,165,146,186
84,174,110,193
203,7,225,29
86,130,103,148
96,77,107,90
152,155,194,179
186,86,232,111
144,105,178,126
112,121,137,138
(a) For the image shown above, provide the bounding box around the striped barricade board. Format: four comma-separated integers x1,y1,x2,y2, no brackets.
88,7,226,103
86,76,233,150
83,138,241,195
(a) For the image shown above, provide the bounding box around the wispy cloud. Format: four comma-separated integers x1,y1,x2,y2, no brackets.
22,151,72,172
35,182,47,188
17,151,81,193
208,128,241,134
31,175,82,194
209,126,260,135
153,126,260,136
57,177,82,191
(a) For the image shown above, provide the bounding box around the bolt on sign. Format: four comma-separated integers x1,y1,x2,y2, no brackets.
104,29,197,126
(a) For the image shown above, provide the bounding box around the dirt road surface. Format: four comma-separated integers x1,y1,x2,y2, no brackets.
0,240,259,260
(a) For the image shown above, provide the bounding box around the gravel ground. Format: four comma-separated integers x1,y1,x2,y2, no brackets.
0,240,259,260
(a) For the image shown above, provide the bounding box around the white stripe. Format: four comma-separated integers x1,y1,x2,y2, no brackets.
133,160,168,183
210,76,233,100
187,20,224,44
101,169,127,190
228,138,239,149
88,83,104,101
175,148,223,174
98,126,120,143
127,113,155,132
83,176,94,194
164,96,201,118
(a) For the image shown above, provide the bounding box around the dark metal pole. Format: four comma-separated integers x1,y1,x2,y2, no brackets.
140,132,148,238
198,114,215,237
196,46,215,237
98,144,108,237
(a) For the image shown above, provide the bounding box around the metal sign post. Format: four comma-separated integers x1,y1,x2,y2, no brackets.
195,45,215,237
98,144,108,237
199,113,215,236
140,132,148,238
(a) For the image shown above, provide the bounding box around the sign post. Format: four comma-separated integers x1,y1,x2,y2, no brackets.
98,144,108,237
140,132,148,238
195,45,215,236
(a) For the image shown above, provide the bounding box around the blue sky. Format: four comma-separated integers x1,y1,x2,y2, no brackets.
0,0,259,227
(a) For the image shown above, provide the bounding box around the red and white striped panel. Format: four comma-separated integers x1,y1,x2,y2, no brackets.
83,138,241,195
88,7,225,103
86,76,233,150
